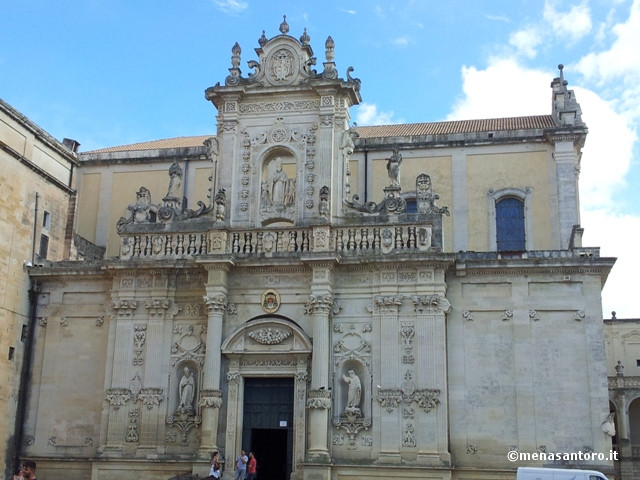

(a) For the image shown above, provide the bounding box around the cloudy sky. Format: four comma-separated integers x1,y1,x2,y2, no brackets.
2,0,638,318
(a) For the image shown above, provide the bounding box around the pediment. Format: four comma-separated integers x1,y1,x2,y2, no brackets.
221,317,312,356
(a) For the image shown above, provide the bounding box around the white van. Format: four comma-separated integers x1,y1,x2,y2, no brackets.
516,467,611,480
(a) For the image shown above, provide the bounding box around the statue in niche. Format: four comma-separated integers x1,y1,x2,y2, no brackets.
270,157,288,205
342,369,362,415
261,157,295,214
165,160,183,200
386,147,402,188
319,186,330,217
178,366,195,414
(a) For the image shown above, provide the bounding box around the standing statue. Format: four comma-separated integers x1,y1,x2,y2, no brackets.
178,366,195,413
269,158,288,205
342,369,362,415
166,160,183,200
386,147,402,188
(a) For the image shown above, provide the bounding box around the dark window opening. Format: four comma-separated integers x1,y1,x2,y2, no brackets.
496,197,525,252
21,324,28,341
39,233,49,260
8,347,15,360
42,210,51,230
405,199,417,213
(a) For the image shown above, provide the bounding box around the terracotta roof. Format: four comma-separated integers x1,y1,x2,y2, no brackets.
353,115,556,138
83,135,214,154
81,116,556,154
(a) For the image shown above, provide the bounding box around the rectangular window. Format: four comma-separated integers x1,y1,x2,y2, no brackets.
42,210,51,230
496,197,525,252
39,233,49,260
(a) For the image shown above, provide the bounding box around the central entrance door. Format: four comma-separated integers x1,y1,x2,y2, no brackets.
242,377,294,480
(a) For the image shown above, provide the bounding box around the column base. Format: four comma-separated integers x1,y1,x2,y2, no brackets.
302,463,332,480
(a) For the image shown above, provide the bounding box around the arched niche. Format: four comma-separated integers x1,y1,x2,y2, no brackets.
259,147,298,226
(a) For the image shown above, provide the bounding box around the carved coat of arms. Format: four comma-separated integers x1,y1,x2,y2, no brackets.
271,50,293,81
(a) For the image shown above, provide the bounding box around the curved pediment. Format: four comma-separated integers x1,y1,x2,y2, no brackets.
221,316,312,356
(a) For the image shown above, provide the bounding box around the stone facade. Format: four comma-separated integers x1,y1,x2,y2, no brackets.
19,20,617,480
0,98,78,478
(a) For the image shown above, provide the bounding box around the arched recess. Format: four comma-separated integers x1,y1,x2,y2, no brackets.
221,316,312,478
258,146,299,226
487,187,533,252
629,396,640,445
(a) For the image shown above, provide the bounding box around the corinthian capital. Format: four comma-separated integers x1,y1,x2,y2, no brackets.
306,389,332,410
204,294,228,314
199,389,223,409
304,294,335,315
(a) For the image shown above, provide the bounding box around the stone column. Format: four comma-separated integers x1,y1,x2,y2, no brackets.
305,292,334,461
199,264,230,456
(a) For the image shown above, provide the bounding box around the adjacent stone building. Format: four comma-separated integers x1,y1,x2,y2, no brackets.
19,20,617,480
0,98,79,478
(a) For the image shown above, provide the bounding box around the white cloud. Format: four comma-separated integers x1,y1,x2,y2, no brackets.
572,86,636,209
509,26,543,59
573,0,640,121
354,103,395,126
447,58,550,120
543,1,592,42
391,36,409,47
214,0,248,14
581,209,640,318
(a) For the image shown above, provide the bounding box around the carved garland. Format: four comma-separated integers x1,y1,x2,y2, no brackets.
248,327,292,345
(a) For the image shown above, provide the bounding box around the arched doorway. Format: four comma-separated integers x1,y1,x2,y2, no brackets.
221,316,312,480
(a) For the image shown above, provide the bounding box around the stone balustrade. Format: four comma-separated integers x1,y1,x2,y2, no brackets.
118,223,438,261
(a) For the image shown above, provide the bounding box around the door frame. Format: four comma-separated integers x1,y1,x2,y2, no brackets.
221,317,312,479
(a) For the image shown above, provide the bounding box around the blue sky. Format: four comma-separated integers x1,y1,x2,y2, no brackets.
2,0,639,318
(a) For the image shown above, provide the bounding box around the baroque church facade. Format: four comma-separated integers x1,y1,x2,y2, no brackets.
18,19,617,480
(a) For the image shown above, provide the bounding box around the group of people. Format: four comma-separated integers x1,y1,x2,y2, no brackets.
209,449,257,480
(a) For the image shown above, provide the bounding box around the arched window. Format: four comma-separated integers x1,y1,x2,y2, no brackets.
495,197,525,252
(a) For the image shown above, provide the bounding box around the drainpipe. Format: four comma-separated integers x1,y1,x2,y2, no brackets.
13,194,41,474
31,193,38,263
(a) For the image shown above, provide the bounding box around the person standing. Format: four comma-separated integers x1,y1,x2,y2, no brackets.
234,449,248,480
246,452,257,480
209,451,221,479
